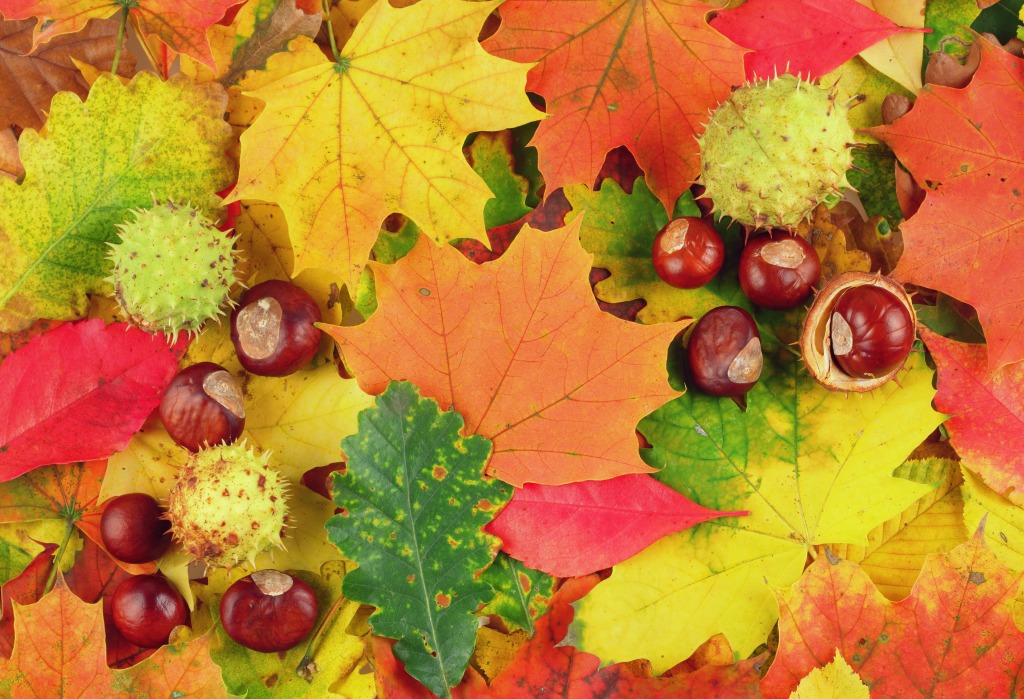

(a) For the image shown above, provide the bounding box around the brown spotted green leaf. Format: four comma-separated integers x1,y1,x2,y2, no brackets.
326,381,510,699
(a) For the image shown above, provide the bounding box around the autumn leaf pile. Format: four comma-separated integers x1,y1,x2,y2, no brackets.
0,0,1022,696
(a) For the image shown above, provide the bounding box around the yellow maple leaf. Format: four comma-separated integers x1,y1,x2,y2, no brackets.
229,0,543,290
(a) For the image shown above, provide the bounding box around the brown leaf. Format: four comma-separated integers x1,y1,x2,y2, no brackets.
0,128,21,181
924,38,982,88
0,16,135,131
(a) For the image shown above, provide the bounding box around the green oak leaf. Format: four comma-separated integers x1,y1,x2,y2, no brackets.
468,130,533,230
565,177,749,325
327,381,510,699
479,553,553,635
569,349,944,673
971,0,1024,43
0,72,233,331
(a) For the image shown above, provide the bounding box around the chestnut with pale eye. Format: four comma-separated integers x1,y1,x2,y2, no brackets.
111,574,190,648
231,280,322,377
159,362,245,453
651,217,725,289
686,306,762,397
830,285,914,379
739,231,820,310
219,569,319,653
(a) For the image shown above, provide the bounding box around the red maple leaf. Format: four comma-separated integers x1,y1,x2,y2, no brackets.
761,531,1024,697
872,38,1024,370
484,0,746,212
921,327,1024,503
711,0,921,81
0,319,185,482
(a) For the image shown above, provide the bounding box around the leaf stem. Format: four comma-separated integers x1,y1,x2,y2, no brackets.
111,5,130,76
43,516,77,594
322,0,342,63
295,591,347,681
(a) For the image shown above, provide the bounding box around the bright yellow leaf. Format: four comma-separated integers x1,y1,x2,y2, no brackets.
854,0,925,92
962,465,1024,572
229,0,543,289
790,651,870,699
571,353,943,672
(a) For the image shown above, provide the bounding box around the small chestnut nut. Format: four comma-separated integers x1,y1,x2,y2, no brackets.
831,285,914,379
231,280,322,376
686,306,762,397
651,217,725,289
111,574,190,648
101,493,172,563
739,231,820,310
160,362,245,453
220,569,319,652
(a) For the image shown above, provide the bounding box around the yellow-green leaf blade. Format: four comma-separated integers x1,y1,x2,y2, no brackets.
0,73,233,330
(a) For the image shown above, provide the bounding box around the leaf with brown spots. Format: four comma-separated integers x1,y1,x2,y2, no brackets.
326,381,511,699
761,530,1024,697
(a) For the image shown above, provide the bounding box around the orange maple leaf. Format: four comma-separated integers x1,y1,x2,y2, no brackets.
0,0,242,68
761,530,1024,697
0,573,228,698
484,0,746,212
872,38,1024,371
322,220,684,486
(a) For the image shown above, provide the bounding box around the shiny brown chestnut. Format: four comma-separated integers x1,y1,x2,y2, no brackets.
739,232,820,310
831,285,914,379
160,362,245,453
651,217,725,289
231,280,322,376
686,306,762,397
101,493,172,563
800,271,917,392
220,569,319,653
111,574,190,648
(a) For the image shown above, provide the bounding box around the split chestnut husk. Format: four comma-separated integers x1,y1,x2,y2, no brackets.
799,271,917,392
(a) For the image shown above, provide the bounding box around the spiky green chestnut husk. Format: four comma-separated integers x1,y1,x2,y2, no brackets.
107,201,235,339
697,75,856,229
167,443,287,568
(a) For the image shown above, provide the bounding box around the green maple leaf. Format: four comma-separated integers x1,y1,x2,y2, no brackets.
0,73,233,331
326,381,510,698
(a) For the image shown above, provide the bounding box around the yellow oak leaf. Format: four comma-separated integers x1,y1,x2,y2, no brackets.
570,352,943,671
229,0,543,290
824,457,967,600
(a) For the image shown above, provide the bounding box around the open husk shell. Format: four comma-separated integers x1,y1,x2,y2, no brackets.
799,271,916,392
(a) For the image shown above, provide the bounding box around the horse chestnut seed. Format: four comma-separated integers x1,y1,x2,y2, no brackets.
101,493,172,563
739,232,820,310
111,574,190,648
651,217,725,289
231,280,322,376
220,569,318,652
160,362,245,453
687,306,762,397
831,285,914,378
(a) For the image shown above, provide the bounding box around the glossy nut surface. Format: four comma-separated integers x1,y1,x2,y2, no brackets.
159,362,245,453
739,232,820,309
231,280,322,377
220,569,319,652
101,493,172,563
111,574,189,648
686,306,762,397
831,285,914,379
800,271,917,392
651,217,725,289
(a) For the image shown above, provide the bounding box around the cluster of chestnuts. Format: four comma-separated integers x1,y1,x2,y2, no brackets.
100,278,326,653
652,216,916,398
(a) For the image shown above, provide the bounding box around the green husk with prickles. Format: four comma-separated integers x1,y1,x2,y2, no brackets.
697,74,857,229
107,200,236,339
